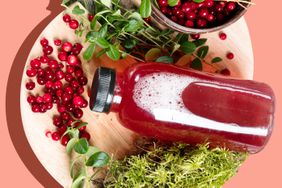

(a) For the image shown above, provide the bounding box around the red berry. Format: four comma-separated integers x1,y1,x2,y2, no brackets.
185,20,194,27
78,76,88,86
67,55,79,66
27,95,36,104
26,81,35,90
205,0,214,8
30,59,41,69
32,104,40,113
53,116,63,127
61,112,71,121
88,14,94,22
61,135,70,146
36,96,44,104
77,87,85,95
219,32,227,40
65,73,74,82
64,86,74,95
51,132,61,141
199,8,209,18
191,34,200,40
40,38,49,46
45,81,53,88
69,19,79,30
226,52,234,59
43,45,53,55
58,51,68,61
48,60,59,69
158,0,168,7
46,102,53,110
53,81,63,90
66,66,75,74
71,80,80,89
80,131,91,141
62,42,73,52
40,56,49,64
54,39,62,46
43,93,52,103
26,68,37,77
61,92,72,103
73,108,83,119
58,105,67,113
63,14,71,23
37,76,47,85
58,125,67,135
55,70,65,80
196,18,207,28
226,2,236,11
73,96,84,107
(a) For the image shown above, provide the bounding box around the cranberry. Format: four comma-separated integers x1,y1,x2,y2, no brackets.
56,89,64,97
171,16,178,22
39,104,47,113
78,76,88,86
67,55,79,66
74,68,83,77
220,68,231,76
61,112,71,121
26,68,37,77
182,3,193,13
66,66,75,74
45,81,53,88
81,100,88,108
37,68,45,77
77,87,84,95
185,20,194,27
73,96,84,107
37,77,47,85
67,119,75,127
62,42,73,52
55,70,65,80
61,135,70,146
71,80,80,89
53,116,63,127
143,17,151,23
191,34,200,40
30,59,41,69
48,60,59,69
226,2,236,11
64,86,74,95
74,121,87,132
196,18,207,28
58,125,67,135
186,11,196,20
172,8,185,19
27,95,36,104
53,81,63,90
46,102,53,110
80,131,91,141
58,51,68,61
69,19,79,30
73,108,83,119
52,95,60,104
26,81,35,90
40,56,49,64
158,0,168,7
32,104,40,113
205,0,214,8
58,105,67,113
196,2,206,9
66,102,75,112
219,32,227,40
40,38,49,46
73,43,83,51
51,132,61,141
54,39,62,46
207,14,215,22
65,73,74,82
43,45,53,55
88,14,94,22
199,8,209,18
63,14,71,23
36,96,44,103
45,71,55,81
61,93,72,103
43,93,52,103
226,52,234,59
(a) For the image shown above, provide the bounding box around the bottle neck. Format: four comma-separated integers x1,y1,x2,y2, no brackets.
109,73,123,113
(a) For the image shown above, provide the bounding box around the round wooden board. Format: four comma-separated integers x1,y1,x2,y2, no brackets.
20,12,254,187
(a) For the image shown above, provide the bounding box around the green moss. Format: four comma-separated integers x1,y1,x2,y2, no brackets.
104,142,247,188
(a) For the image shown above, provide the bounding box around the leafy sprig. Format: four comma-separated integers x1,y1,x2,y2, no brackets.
63,121,110,188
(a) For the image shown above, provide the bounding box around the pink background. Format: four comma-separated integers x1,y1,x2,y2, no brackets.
1,0,281,187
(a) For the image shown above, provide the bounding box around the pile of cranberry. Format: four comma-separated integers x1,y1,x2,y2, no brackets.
25,36,91,146
157,0,238,28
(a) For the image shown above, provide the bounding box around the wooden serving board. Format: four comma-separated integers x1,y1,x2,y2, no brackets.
20,12,254,187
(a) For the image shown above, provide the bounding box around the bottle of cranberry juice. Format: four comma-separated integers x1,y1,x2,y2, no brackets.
89,63,275,153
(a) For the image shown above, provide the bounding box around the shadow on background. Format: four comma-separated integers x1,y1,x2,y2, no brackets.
6,0,63,187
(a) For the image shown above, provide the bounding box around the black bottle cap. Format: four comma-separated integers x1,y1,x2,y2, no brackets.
89,67,116,113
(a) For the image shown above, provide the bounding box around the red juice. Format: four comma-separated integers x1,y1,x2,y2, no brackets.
90,63,275,153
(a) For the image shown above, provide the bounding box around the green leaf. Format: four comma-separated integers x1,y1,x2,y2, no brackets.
86,152,110,167
129,12,143,21
190,57,203,71
83,44,96,61
168,0,179,7
156,56,174,64
75,122,88,130
90,16,98,30
176,33,189,44
211,57,223,63
71,174,86,188
72,5,85,15
197,46,209,59
140,0,152,18
125,19,142,33
86,146,100,158
193,38,207,47
74,138,89,154
62,0,71,5
95,38,110,49
145,48,162,61
106,45,120,60
99,24,108,38
181,41,197,54
66,138,78,155
86,31,99,43
124,38,138,49
193,0,205,3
